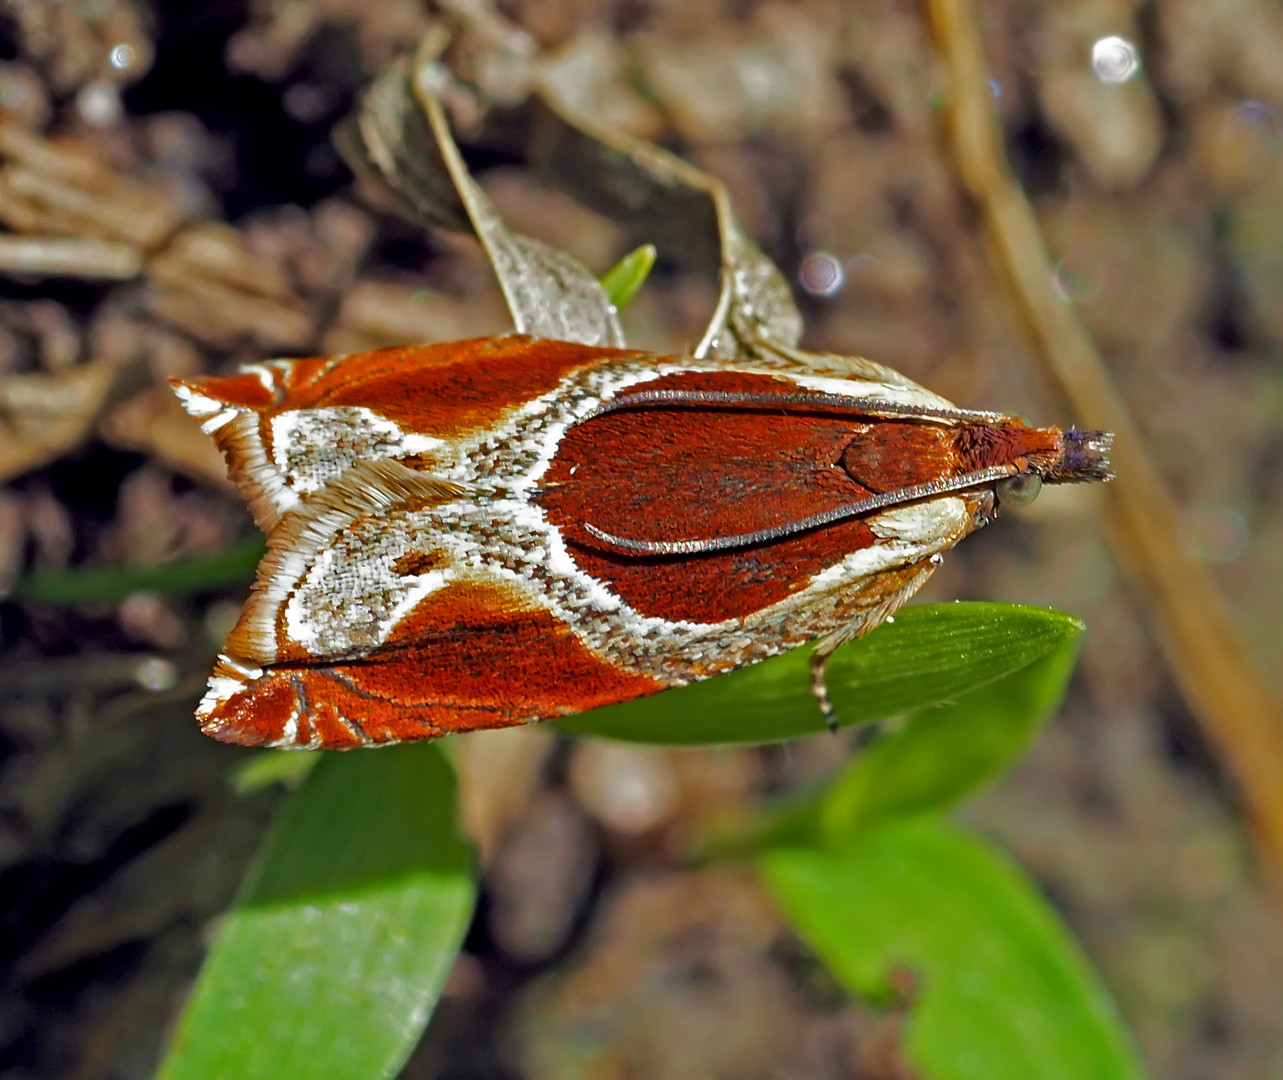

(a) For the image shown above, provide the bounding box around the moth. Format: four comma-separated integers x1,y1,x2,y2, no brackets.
173,334,1111,749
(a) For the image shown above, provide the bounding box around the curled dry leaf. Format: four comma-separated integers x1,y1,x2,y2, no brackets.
437,0,539,114
336,35,625,348
335,28,801,357
527,98,802,357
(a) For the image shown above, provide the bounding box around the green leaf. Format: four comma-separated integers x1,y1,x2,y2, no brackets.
599,243,656,309
157,743,475,1080
557,602,1082,746
820,632,1080,838
229,750,320,795
16,535,265,605
760,820,1143,1080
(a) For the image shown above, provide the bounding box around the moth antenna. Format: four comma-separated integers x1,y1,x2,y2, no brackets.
585,389,1012,426
583,465,1016,556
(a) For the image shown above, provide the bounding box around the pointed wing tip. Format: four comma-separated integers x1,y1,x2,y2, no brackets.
170,378,228,422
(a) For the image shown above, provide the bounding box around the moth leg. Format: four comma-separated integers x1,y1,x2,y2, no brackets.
809,624,860,734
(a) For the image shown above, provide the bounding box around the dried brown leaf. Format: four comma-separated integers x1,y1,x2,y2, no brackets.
528,94,802,357
338,26,802,358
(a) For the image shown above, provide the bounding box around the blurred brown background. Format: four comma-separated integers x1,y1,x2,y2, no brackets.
1,0,1282,1077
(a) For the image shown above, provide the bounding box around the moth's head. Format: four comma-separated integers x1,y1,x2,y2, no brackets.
954,421,1113,517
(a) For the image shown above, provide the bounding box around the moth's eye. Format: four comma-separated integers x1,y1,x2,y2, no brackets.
996,472,1042,508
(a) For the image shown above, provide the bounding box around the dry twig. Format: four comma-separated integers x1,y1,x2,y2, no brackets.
925,0,1283,885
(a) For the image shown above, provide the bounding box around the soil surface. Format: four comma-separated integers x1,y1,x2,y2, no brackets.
1,2,1282,1078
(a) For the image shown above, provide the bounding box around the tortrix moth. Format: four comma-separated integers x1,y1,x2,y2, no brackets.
173,333,1112,749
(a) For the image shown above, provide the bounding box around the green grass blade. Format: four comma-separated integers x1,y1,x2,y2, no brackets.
556,602,1083,745
820,632,1080,837
157,743,475,1080
599,243,656,309
760,820,1144,1080
15,536,266,605
229,750,321,795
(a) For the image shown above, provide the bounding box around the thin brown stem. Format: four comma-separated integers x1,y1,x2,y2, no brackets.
924,0,1283,887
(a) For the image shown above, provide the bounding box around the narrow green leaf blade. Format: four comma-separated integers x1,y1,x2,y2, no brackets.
599,243,656,309
557,602,1082,745
760,820,1143,1080
16,535,265,605
821,632,1080,836
229,749,320,795
157,743,475,1080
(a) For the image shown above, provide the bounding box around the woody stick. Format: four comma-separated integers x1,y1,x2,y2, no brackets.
924,0,1283,885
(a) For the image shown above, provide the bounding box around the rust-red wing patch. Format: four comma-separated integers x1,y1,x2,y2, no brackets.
181,336,644,437
201,582,665,747
539,370,975,624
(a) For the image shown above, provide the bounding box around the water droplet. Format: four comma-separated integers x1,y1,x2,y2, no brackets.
133,656,178,692
988,78,1002,99
1051,252,1103,303
1090,35,1140,84
798,252,845,297
1179,505,1248,563
76,80,123,126
108,43,135,71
